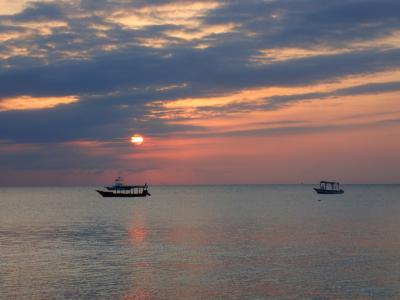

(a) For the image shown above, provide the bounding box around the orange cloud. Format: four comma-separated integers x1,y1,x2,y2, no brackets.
108,1,234,47
0,0,56,15
0,96,79,111
166,23,236,41
151,69,400,118
109,1,221,29
0,0,29,15
253,30,400,64
0,32,28,42
10,21,69,35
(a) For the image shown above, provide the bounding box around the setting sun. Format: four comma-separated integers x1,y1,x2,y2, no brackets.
131,134,144,145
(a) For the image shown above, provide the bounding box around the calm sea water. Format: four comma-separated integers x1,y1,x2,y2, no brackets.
1,185,400,299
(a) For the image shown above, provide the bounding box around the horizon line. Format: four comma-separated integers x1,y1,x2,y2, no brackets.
1,183,399,188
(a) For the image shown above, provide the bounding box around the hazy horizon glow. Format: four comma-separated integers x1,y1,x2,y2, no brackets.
0,0,399,185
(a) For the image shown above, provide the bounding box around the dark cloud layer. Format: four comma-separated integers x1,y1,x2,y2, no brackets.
13,2,65,22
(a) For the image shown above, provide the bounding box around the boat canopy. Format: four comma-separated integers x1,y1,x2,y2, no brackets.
107,184,148,190
320,181,340,185
107,176,148,190
319,181,341,190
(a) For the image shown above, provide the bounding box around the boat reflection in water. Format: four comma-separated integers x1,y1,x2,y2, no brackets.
96,177,151,198
314,181,344,194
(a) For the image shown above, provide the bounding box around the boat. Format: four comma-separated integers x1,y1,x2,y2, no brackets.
106,176,125,190
97,177,151,198
314,181,344,194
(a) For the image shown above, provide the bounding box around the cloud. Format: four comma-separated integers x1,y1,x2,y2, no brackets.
1,45,400,98
12,1,65,22
0,89,206,143
205,0,400,47
0,139,166,176
185,117,400,139
0,0,30,15
0,47,399,142
0,0,400,183
260,80,400,111
0,95,79,111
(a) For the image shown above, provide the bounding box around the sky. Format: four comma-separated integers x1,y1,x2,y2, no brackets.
0,0,399,185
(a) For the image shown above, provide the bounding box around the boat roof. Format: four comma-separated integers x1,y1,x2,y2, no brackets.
107,185,148,189
320,181,340,184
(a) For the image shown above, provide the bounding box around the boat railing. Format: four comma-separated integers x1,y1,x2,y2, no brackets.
108,185,149,194
319,181,341,191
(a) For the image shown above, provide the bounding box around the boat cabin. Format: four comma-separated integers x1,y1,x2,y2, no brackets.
319,181,341,191
314,181,344,194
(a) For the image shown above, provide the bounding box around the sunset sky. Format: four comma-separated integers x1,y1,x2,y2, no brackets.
0,0,399,185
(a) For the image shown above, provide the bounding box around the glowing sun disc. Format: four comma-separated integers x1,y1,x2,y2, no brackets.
131,135,144,145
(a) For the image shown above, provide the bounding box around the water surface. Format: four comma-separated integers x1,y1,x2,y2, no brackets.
1,185,400,299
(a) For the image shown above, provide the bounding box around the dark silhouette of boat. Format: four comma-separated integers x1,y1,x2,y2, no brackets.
314,181,344,194
96,177,151,198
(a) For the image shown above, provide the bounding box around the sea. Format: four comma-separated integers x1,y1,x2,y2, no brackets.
1,185,400,299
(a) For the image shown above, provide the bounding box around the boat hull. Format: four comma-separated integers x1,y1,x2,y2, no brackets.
97,190,150,197
314,188,344,194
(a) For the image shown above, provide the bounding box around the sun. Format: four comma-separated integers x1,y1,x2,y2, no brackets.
131,134,144,145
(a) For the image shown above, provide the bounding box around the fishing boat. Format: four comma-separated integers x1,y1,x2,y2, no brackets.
97,177,151,198
314,181,344,194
